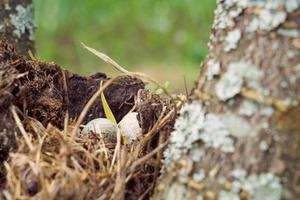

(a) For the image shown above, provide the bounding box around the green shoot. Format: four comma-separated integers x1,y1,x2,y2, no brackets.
100,86,117,124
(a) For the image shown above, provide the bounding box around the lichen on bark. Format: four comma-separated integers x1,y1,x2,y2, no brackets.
0,0,35,57
154,0,300,199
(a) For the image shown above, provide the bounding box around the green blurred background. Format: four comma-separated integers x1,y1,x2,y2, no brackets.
34,0,216,92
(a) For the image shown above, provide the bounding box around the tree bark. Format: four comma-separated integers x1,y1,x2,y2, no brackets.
154,1,300,200
0,0,35,57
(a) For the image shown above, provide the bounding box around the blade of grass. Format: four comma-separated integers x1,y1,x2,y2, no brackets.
81,42,171,96
100,82,128,144
11,106,34,151
81,42,129,74
100,82,117,124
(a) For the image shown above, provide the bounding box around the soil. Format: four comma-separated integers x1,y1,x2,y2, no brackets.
0,39,145,185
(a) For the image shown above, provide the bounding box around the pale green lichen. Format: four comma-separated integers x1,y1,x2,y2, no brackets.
285,0,300,12
229,0,300,13
294,63,300,73
216,61,264,101
259,140,269,151
163,102,259,164
218,190,240,200
230,168,247,180
193,169,206,182
278,29,299,38
215,70,243,101
163,102,236,165
243,0,299,31
287,50,296,59
163,183,189,200
10,4,35,40
239,100,258,117
197,113,235,152
215,0,299,33
224,169,283,200
229,7,243,18
5,3,11,10
245,174,282,200
163,102,206,163
220,114,253,137
239,101,274,118
247,9,287,32
213,2,235,30
261,106,274,117
191,147,204,162
196,195,204,200
206,59,221,81
224,29,242,52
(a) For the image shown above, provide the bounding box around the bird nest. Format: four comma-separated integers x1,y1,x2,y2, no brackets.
0,40,178,200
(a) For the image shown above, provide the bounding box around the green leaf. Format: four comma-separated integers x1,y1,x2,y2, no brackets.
100,88,128,144
155,88,164,95
163,81,170,88
100,91,117,124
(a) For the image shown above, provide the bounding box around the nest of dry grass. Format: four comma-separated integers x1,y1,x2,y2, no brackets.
3,93,175,200
0,41,180,199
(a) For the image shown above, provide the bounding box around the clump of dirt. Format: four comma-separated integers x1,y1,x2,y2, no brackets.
0,38,143,162
68,73,144,124
0,39,177,199
0,40,21,180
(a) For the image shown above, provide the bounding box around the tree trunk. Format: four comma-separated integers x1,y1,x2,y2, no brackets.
0,0,35,57
154,1,300,200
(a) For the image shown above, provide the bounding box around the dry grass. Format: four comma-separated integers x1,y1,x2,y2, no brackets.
0,44,184,200
2,75,179,200
3,103,176,200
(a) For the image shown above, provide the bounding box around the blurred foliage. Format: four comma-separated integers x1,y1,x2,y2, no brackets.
34,0,215,91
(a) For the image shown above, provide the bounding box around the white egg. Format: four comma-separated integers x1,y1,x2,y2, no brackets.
118,112,142,143
81,118,118,142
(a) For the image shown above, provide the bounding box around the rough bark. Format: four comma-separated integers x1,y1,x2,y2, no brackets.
0,0,35,57
154,1,300,200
